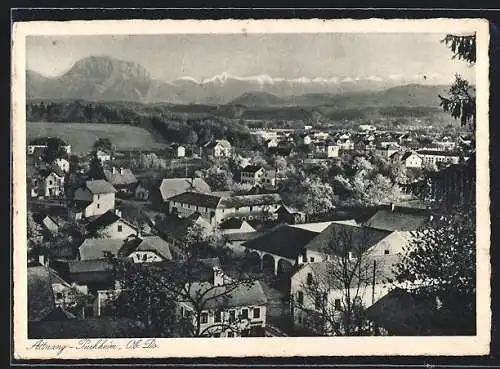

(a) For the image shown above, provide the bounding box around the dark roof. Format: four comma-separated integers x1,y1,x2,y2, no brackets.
365,289,442,335
156,213,209,241
117,237,143,257
400,151,418,161
145,258,222,283
241,165,264,173
135,236,173,260
187,280,268,309
416,149,463,157
27,266,57,322
39,163,65,178
219,193,282,208
28,318,148,339
224,231,266,242
219,217,245,230
364,208,429,232
85,210,121,234
168,192,222,209
104,168,138,186
78,238,125,260
67,260,114,286
85,179,117,194
204,139,231,149
304,223,391,255
242,225,319,259
159,177,211,201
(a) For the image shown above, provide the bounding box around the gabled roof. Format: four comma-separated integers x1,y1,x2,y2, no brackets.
156,213,211,241
219,193,282,209
241,165,264,173
168,192,222,209
27,266,57,322
187,280,268,310
85,210,137,235
78,238,125,260
242,224,319,259
400,151,419,161
135,236,173,260
304,223,391,255
416,149,463,157
204,139,231,149
103,168,138,186
159,177,211,201
85,179,117,194
39,164,65,178
219,217,245,230
364,208,429,232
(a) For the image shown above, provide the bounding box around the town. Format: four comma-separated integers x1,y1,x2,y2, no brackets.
26,119,475,338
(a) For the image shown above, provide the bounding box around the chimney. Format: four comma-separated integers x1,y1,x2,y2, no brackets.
213,266,225,286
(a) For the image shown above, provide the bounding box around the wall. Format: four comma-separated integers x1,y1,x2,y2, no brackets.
129,251,163,263
99,219,137,240
84,192,115,218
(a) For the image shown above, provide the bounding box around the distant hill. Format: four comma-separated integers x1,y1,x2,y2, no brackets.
27,56,451,106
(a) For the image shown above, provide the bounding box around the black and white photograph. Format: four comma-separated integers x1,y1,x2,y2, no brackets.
12,18,490,358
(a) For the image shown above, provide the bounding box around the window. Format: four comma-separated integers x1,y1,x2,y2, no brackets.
227,331,234,338
297,291,304,305
241,308,248,319
334,299,341,311
49,180,53,185
306,273,313,286
55,292,63,300
384,249,390,255
235,207,239,212
315,295,322,309
200,312,209,324
214,311,222,323
118,225,123,232
180,307,184,317
142,253,147,262
97,194,100,200
253,307,260,319
97,204,100,209
229,310,236,323
309,257,315,262
249,206,253,212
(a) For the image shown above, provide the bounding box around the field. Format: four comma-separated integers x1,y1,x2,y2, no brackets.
27,122,166,155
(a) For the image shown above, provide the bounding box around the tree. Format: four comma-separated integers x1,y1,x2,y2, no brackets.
109,225,257,337
393,206,475,334
87,155,106,180
93,138,114,152
203,167,234,191
44,138,68,163
438,34,476,130
297,226,386,336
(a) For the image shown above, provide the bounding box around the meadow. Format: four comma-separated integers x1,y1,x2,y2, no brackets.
27,122,166,155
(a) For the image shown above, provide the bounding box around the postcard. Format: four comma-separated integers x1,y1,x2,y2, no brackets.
11,18,491,359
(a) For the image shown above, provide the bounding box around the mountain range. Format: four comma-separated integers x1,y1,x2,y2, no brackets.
26,56,450,106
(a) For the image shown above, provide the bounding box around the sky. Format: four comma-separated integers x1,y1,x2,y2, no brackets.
26,33,475,84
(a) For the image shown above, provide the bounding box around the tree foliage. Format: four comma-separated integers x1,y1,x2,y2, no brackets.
439,34,476,130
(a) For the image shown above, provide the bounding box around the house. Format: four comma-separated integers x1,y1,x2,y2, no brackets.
297,223,393,265
336,138,354,151
416,150,466,167
151,177,211,210
126,236,174,263
265,138,279,148
301,134,312,146
375,144,400,158
103,167,138,195
52,157,70,173
218,217,256,235
78,238,126,261
27,137,71,156
240,165,265,185
290,254,401,334
400,152,423,169
72,180,116,219
154,213,213,260
202,139,232,158
95,149,112,163
262,169,288,189
241,224,320,276
134,181,150,201
85,210,138,240
179,276,268,337
41,215,60,234
66,259,115,294
166,144,186,158
326,143,340,158
363,205,431,232
168,192,283,226
39,165,66,198
275,205,306,225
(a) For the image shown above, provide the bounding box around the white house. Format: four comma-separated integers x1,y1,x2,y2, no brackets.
127,236,173,263
179,270,268,337
73,180,117,219
40,167,66,198
240,165,265,185
291,254,401,334
326,144,340,158
85,210,138,240
401,152,423,169
202,140,232,158
417,150,465,167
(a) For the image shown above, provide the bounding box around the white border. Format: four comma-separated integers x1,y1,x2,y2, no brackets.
12,18,491,359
